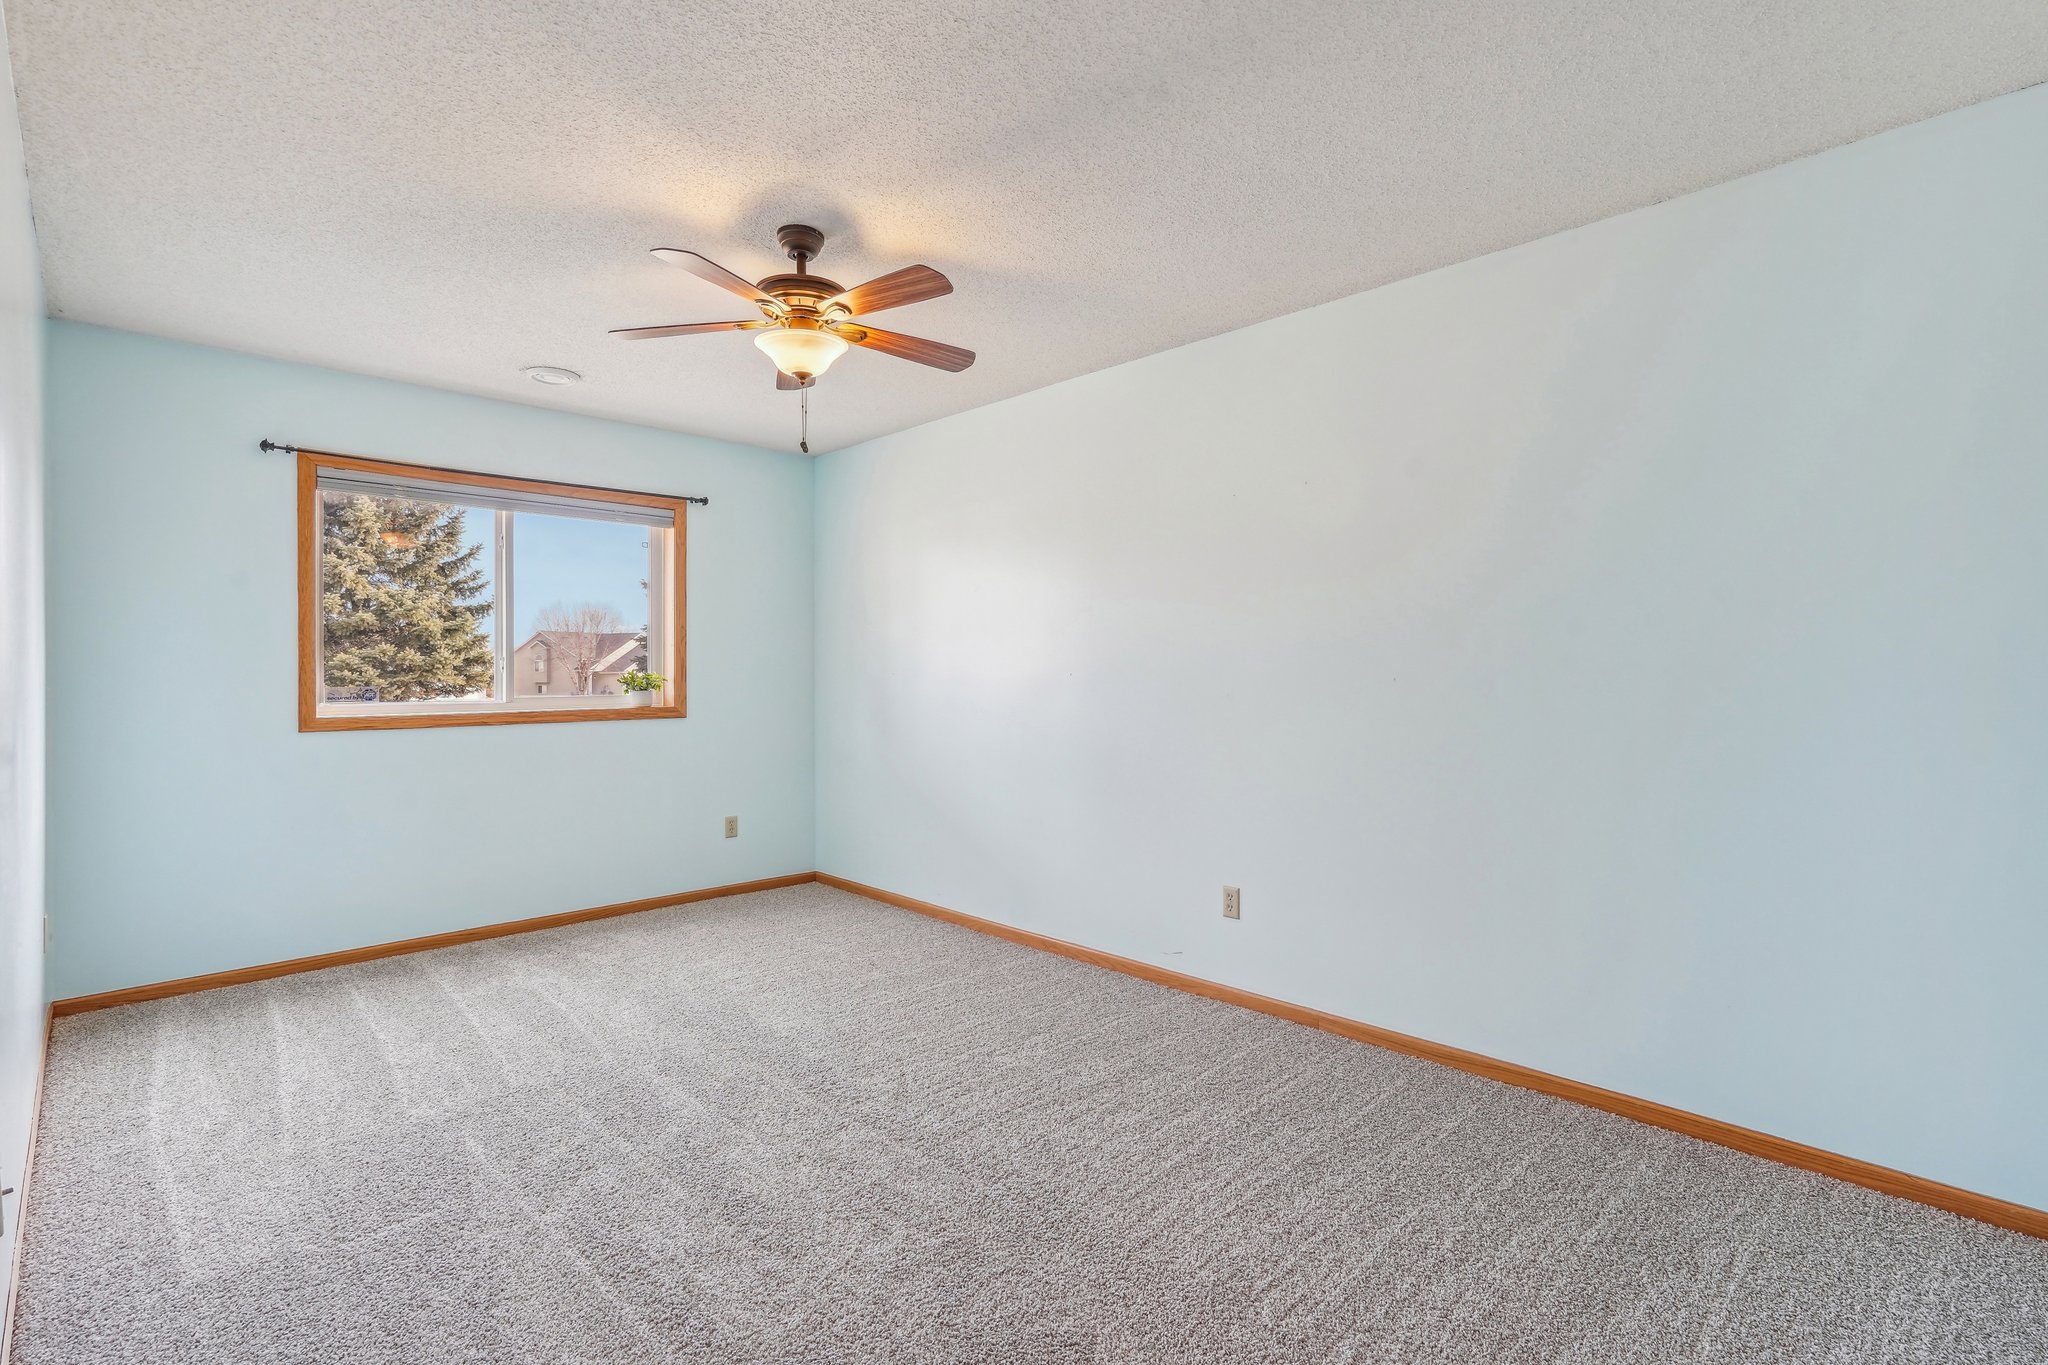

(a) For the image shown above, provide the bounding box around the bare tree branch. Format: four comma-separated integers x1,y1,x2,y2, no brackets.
531,601,629,694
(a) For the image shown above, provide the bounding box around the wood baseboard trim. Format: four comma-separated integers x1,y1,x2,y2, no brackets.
2,1004,54,1363
815,872,2048,1242
49,872,820,1017
38,869,2046,1242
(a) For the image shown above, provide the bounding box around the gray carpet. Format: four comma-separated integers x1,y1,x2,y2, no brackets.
11,884,2046,1363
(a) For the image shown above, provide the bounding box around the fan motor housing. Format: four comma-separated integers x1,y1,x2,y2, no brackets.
757,273,843,310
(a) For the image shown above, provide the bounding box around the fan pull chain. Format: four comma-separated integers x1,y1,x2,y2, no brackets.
800,386,810,454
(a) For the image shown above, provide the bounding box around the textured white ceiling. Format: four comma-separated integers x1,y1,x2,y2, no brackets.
7,2,2047,454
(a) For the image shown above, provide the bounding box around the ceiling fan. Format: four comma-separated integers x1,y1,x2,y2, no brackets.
611,224,974,392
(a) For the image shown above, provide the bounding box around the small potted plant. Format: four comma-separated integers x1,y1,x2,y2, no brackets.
617,669,666,707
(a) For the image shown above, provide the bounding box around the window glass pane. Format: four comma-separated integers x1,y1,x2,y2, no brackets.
511,511,656,699
320,490,496,704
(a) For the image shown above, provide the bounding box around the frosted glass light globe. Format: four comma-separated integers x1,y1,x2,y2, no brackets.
755,325,849,380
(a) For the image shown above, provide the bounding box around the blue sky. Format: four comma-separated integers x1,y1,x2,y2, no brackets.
512,513,650,640
453,508,650,643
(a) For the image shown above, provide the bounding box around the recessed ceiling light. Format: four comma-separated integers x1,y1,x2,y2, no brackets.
522,365,582,386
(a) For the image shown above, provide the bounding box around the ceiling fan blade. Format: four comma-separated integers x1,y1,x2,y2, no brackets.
824,265,953,318
775,371,815,390
650,248,780,310
835,324,975,372
609,320,761,340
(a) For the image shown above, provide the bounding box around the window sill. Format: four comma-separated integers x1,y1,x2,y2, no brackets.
300,704,686,732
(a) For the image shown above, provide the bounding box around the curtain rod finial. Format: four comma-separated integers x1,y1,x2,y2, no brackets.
258,439,299,455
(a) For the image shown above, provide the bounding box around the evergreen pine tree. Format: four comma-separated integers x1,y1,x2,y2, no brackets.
320,494,495,700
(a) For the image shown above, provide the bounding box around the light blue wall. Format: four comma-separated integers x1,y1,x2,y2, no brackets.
0,0,45,1322
813,86,2048,1209
35,85,2048,1214
44,323,815,999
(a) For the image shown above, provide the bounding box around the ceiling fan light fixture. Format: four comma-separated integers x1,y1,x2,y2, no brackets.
754,323,849,380
619,230,972,454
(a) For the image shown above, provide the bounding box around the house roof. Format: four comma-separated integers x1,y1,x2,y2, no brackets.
593,635,647,673
517,631,644,670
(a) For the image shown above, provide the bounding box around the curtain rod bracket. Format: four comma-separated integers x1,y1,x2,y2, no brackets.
259,438,707,505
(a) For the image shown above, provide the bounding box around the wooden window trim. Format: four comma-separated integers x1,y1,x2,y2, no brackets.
297,450,688,732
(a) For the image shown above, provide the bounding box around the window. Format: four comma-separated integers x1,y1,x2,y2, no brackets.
298,452,686,730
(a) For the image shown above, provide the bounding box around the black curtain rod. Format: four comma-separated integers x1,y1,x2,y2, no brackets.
258,439,709,506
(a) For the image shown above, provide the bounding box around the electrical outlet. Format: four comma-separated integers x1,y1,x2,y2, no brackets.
1223,886,1241,919
724,816,739,839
